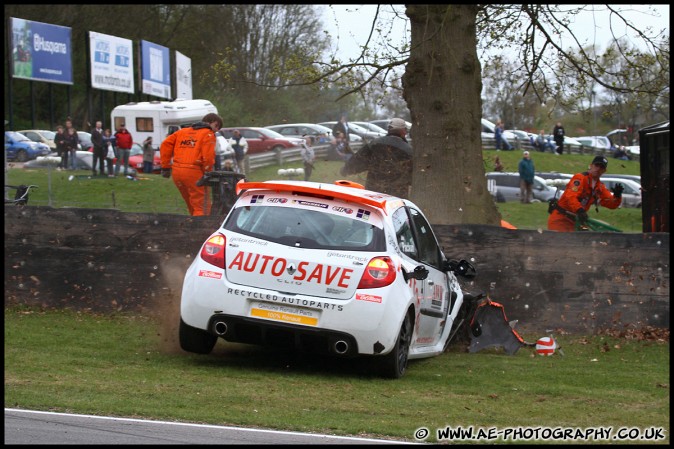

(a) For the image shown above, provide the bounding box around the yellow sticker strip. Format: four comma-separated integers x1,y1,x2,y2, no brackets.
250,308,318,326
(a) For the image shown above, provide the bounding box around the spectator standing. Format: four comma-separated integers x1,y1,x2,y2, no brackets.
517,151,535,204
494,120,513,151
228,130,248,173
114,123,133,176
142,136,154,174
340,117,413,199
160,113,223,216
65,118,79,170
63,127,79,170
553,121,565,155
214,130,233,171
331,131,353,162
54,125,67,170
300,135,315,181
91,120,105,176
547,156,623,232
332,114,350,141
102,128,116,177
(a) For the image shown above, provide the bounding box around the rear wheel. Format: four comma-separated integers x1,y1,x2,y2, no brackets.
380,312,412,379
16,150,29,162
179,318,217,354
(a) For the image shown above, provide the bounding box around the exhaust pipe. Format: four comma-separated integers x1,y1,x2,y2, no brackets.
214,321,228,336
333,340,349,355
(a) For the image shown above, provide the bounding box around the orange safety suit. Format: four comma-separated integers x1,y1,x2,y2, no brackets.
547,171,622,232
160,123,216,216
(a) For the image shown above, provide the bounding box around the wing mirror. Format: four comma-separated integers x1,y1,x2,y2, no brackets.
444,259,477,279
403,265,429,282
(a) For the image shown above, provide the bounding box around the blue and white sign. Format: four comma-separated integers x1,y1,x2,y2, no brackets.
89,31,134,94
141,40,171,99
10,17,72,84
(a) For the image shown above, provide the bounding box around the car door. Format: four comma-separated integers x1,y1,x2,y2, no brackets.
394,206,451,347
240,129,264,153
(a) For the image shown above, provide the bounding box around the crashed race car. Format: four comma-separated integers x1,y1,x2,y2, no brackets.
178,179,479,378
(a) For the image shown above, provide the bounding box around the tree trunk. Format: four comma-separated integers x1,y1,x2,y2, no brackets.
403,5,501,225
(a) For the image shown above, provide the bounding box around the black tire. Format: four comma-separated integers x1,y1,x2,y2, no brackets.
495,190,506,203
179,318,217,354
380,312,413,379
16,150,29,162
271,145,284,153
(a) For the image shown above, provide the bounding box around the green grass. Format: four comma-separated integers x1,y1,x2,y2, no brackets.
6,150,641,232
5,306,669,443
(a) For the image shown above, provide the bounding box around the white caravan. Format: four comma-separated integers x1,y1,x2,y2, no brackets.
110,99,218,149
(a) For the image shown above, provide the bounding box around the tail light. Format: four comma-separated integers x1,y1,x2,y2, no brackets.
200,233,226,268
357,256,396,289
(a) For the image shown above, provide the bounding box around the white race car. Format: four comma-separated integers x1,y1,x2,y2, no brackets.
179,179,476,378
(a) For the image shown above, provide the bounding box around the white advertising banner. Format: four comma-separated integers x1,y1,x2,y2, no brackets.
175,50,193,100
89,31,134,93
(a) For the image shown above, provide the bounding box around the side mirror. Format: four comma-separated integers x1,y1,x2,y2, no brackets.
403,265,429,282
444,259,477,279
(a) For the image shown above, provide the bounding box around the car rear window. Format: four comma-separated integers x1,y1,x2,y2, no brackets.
224,204,385,251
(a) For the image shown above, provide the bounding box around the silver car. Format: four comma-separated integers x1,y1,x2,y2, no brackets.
486,172,559,203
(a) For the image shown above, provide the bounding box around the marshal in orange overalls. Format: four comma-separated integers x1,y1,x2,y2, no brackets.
160,123,216,216
548,171,622,232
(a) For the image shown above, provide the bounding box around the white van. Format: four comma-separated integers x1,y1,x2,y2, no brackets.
110,99,218,149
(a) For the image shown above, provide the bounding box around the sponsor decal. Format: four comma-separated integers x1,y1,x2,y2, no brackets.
356,293,382,303
326,287,346,294
266,197,288,203
250,301,319,326
293,200,328,209
229,237,269,246
250,194,265,204
198,269,222,279
332,206,353,214
416,336,434,344
227,288,344,311
228,251,353,288
326,252,368,263
356,209,370,220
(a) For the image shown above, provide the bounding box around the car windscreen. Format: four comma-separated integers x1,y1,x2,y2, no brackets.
224,204,385,251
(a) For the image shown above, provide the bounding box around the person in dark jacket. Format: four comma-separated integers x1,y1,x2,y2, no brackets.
517,151,535,203
340,117,413,199
553,121,565,155
91,120,105,176
54,125,67,170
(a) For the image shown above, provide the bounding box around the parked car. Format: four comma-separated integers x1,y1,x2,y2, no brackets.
264,123,335,145
369,119,412,134
481,119,517,146
536,172,573,191
77,131,94,152
317,121,384,142
486,172,559,203
600,178,642,208
351,121,387,134
178,179,477,378
219,127,304,154
507,129,534,145
17,129,57,151
5,131,51,162
602,174,641,185
128,143,161,173
574,136,612,151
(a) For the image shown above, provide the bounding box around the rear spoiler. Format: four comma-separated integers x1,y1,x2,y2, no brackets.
236,180,389,210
